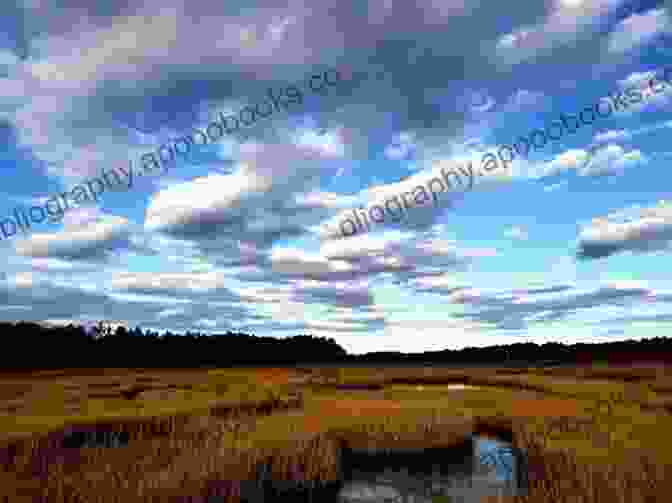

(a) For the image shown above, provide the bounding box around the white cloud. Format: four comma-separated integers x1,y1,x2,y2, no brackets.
505,226,529,240
494,0,624,65
543,144,644,178
5,0,672,352
110,271,238,297
577,201,672,259
544,149,590,176
319,155,511,241
14,215,132,260
593,129,631,143
579,144,644,176
606,67,672,116
145,138,347,250
607,8,671,54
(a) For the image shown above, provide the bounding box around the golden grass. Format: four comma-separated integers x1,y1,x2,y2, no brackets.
0,368,307,441
0,365,670,501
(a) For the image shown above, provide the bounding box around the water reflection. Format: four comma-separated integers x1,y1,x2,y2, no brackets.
61,428,129,449
476,437,515,481
338,436,525,502
239,434,527,502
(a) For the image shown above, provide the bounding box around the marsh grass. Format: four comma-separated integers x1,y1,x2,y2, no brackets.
1,365,671,501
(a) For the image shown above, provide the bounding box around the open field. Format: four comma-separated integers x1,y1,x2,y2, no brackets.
1,364,671,501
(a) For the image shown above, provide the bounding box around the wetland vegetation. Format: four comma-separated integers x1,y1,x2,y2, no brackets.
1,364,671,501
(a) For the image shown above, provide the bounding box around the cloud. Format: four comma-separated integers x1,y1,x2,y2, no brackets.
544,144,644,178
110,271,242,301
383,131,417,160
1,0,501,203
234,232,477,288
13,214,135,260
504,89,548,111
145,139,346,248
543,181,567,192
0,50,20,69
62,207,104,228
504,226,528,240
494,0,624,66
607,8,671,54
579,144,645,177
544,149,590,176
319,155,512,241
408,273,469,294
0,277,109,323
448,282,654,331
0,272,256,332
456,89,497,116
290,279,374,308
4,0,672,353
609,66,672,116
593,129,631,143
577,201,672,259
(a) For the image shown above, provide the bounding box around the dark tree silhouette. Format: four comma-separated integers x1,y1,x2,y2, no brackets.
0,320,669,370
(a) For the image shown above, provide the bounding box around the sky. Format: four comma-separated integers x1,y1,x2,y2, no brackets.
1,0,671,355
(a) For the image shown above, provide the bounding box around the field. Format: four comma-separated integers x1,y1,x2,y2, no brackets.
1,364,672,502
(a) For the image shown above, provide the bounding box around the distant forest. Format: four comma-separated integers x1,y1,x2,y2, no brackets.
1,321,671,369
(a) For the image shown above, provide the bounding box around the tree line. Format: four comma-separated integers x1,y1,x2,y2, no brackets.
0,320,670,369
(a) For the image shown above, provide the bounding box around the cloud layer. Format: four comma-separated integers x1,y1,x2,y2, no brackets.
1,0,671,353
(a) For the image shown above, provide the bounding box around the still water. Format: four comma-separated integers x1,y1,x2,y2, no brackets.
239,434,527,502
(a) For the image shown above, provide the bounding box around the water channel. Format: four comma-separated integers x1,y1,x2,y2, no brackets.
238,434,527,502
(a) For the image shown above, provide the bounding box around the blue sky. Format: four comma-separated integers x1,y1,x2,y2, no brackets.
1,0,671,354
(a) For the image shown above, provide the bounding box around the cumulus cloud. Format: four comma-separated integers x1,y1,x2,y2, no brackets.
607,8,671,54
235,231,479,288
544,144,644,178
145,138,348,249
579,144,645,176
608,66,672,116
494,0,624,66
13,215,135,260
544,149,590,177
577,201,672,259
1,0,500,202
593,129,631,144
319,155,512,241
3,0,672,352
